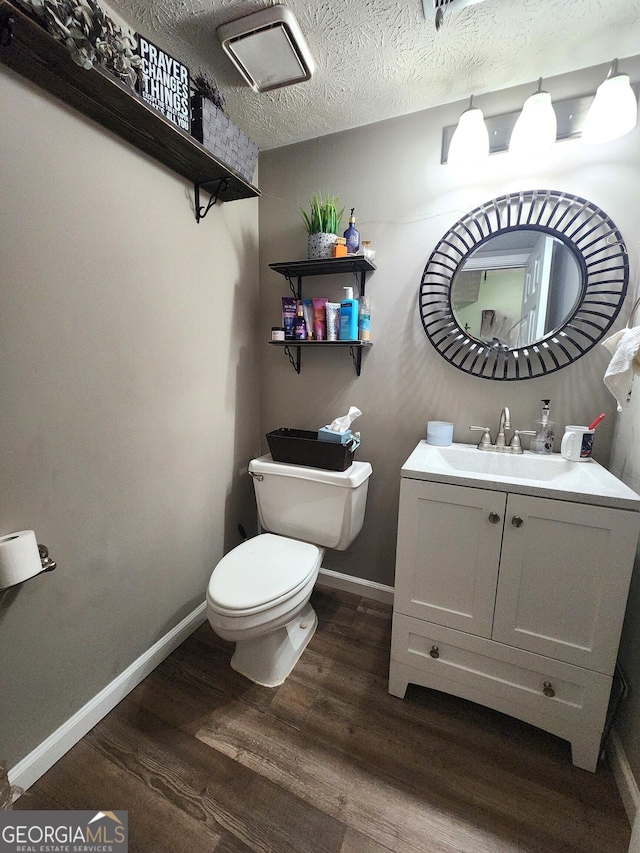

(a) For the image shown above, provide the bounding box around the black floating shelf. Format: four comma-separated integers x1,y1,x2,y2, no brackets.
269,257,376,278
268,256,376,375
0,0,260,205
269,340,372,376
268,340,373,347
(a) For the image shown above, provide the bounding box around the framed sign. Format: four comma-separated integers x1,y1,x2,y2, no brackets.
135,36,190,131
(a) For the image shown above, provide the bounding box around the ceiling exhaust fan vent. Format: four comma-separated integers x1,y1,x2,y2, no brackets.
422,0,487,26
217,5,315,93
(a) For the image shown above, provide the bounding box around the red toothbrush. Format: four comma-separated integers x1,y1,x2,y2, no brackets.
588,413,606,430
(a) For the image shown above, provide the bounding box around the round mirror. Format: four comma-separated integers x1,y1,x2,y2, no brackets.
451,232,582,349
420,190,628,380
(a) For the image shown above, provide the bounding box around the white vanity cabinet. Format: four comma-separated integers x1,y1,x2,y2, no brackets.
389,442,640,772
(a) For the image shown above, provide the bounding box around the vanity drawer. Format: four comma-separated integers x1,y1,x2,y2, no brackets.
390,614,612,731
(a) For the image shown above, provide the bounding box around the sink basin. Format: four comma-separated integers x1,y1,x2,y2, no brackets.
432,444,570,480
401,441,640,509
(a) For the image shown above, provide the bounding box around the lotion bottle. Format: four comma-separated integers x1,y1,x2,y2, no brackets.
358,295,371,341
530,399,555,454
339,287,359,340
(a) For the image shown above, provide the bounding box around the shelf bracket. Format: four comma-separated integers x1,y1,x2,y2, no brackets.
353,269,367,297
350,345,363,376
283,345,301,374
284,273,302,299
0,10,14,47
194,177,228,223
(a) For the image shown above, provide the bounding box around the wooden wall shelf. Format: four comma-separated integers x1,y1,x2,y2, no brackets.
0,1,260,206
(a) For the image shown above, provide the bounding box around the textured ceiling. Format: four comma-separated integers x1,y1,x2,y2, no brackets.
105,0,640,151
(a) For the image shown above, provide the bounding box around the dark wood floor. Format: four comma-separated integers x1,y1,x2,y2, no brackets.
17,586,630,852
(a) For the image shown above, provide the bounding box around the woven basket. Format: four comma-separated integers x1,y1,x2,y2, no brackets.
191,95,258,184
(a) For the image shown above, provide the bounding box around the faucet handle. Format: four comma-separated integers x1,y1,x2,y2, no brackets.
509,429,536,452
470,426,492,448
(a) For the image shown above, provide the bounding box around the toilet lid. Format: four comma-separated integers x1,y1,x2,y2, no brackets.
208,533,321,612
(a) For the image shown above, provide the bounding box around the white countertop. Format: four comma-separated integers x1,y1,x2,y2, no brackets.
401,441,640,511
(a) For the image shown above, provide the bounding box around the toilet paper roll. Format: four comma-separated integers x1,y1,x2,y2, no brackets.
0,530,42,589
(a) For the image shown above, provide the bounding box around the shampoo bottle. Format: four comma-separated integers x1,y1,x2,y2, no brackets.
339,287,359,340
530,399,556,454
343,208,360,254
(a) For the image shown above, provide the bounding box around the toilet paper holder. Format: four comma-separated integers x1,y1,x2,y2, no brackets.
38,544,56,573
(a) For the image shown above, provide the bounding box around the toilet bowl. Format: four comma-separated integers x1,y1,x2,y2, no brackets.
207,533,323,686
206,454,372,687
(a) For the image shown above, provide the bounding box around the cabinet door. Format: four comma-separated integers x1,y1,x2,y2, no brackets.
492,493,640,674
394,479,506,638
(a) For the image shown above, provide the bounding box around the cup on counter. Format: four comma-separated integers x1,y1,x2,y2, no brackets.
426,421,454,446
560,425,594,461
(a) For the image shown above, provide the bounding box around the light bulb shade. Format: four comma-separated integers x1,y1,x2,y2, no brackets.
509,91,557,156
447,107,489,166
582,73,638,144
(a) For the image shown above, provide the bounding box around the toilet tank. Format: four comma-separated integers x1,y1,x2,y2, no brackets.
248,454,372,551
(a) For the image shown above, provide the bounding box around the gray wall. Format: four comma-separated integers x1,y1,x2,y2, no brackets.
259,58,640,588
611,376,640,783
0,68,260,767
259,59,640,775
5,45,640,795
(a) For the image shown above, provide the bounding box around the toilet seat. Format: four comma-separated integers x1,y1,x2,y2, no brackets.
207,533,322,617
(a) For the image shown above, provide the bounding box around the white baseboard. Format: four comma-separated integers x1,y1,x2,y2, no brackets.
8,574,393,798
318,568,394,605
9,602,207,797
608,727,640,826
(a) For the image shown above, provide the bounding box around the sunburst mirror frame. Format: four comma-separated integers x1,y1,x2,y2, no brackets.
419,189,629,380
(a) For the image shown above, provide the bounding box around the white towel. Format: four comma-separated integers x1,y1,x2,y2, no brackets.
602,326,640,411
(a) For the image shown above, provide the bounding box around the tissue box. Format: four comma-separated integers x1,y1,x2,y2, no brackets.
317,427,352,444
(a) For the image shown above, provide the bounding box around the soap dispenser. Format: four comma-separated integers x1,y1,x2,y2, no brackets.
339,287,359,340
530,399,556,454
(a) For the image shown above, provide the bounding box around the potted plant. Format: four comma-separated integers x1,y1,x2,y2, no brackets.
300,193,344,260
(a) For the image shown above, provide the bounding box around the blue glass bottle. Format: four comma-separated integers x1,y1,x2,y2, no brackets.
343,208,360,254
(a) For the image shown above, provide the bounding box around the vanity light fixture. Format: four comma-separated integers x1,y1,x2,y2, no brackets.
447,96,490,167
582,59,638,144
442,74,638,164
509,78,557,156
217,5,315,93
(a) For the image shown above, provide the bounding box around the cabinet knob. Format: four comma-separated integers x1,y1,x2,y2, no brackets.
543,681,556,698
429,645,440,659
488,512,501,524
511,515,524,528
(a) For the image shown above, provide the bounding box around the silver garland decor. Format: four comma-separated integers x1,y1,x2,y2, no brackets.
16,0,143,89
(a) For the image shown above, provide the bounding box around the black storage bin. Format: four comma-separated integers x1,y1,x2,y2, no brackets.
266,428,356,472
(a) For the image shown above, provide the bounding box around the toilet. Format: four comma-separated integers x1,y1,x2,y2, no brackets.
206,453,372,687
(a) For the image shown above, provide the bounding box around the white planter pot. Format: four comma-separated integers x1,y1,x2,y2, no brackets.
308,232,337,260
